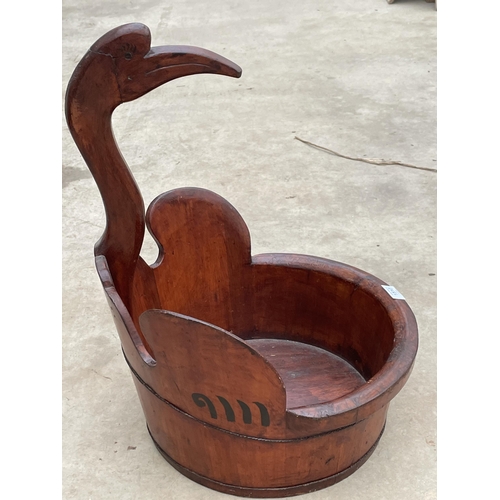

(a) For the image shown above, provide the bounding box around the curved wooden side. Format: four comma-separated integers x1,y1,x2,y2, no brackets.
145,187,252,333
248,254,400,379
96,255,155,368
99,244,417,439
247,254,418,434
131,375,389,491
139,309,287,438
149,425,384,498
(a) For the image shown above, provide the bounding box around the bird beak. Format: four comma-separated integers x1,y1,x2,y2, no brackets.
118,45,242,102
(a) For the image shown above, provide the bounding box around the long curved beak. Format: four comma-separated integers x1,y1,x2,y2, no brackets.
119,45,242,102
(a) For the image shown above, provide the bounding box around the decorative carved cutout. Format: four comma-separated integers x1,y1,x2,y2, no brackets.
192,393,217,419
237,400,252,424
254,401,271,427
192,393,270,427
217,396,236,422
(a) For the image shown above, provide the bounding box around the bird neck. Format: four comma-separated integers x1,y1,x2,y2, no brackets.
66,83,145,308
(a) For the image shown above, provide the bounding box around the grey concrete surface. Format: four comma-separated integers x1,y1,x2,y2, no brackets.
62,1,436,498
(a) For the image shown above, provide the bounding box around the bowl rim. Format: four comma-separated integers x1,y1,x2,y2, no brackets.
252,253,418,428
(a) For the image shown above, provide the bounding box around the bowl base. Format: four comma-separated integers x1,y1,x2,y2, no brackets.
247,338,366,408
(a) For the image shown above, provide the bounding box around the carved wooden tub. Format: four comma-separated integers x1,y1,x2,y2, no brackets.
65,23,418,498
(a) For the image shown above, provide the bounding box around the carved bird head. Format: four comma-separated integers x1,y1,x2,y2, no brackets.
66,23,242,113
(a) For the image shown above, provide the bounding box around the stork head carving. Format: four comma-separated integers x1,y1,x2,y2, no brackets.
66,23,242,113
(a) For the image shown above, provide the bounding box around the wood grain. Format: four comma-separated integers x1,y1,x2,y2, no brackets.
132,375,389,489
247,339,366,408
66,23,419,497
139,309,287,438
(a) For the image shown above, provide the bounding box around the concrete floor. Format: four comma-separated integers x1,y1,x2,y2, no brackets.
62,1,436,498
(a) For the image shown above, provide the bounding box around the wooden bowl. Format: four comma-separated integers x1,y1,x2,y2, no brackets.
66,23,418,498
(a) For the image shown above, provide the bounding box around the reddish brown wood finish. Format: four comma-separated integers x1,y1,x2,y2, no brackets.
66,23,418,497
247,339,366,408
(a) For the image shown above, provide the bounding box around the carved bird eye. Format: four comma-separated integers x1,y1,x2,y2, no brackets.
121,43,137,60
